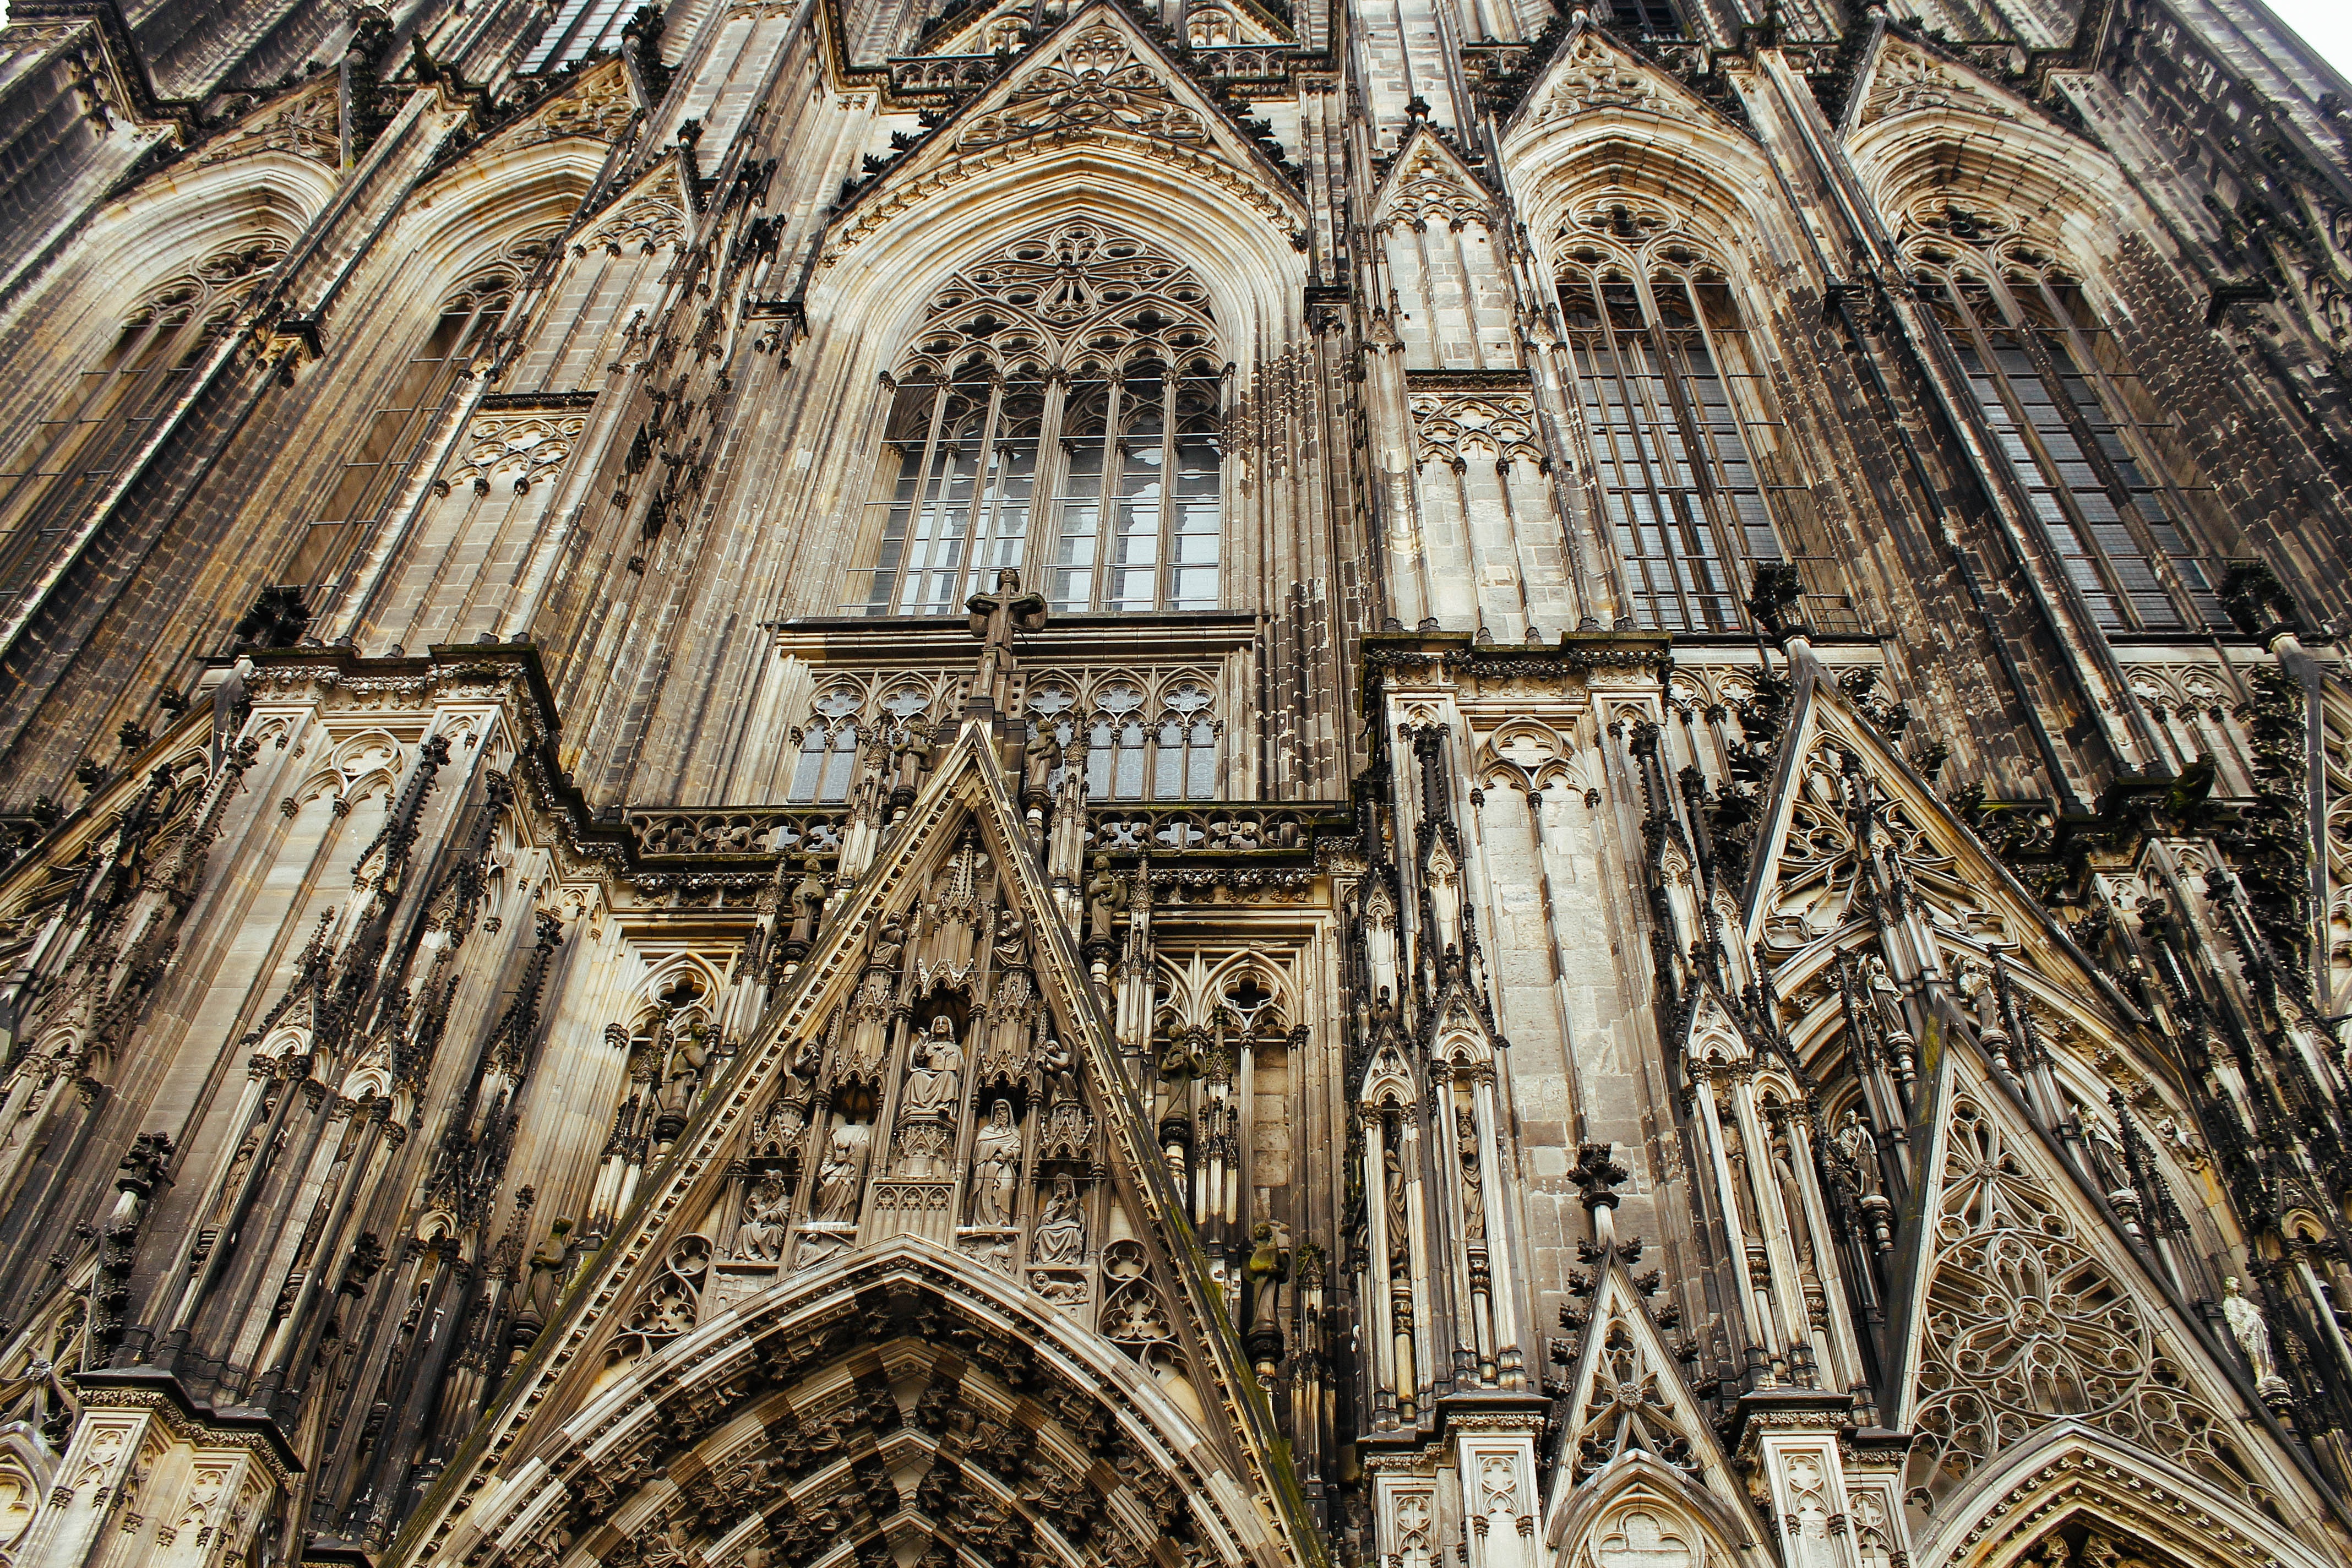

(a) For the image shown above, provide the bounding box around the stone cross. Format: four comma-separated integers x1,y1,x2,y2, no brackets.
966,567,1048,716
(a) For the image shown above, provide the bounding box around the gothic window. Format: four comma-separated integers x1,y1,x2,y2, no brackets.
1908,209,2225,634
1557,216,1816,634
848,220,1224,618
0,237,285,614
1029,672,1218,800
787,687,865,803
285,269,522,591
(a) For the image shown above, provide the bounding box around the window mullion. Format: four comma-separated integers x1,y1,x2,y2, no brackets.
905,381,952,611
1158,372,1178,611
1032,373,1070,578
972,374,1008,601
1092,377,1124,613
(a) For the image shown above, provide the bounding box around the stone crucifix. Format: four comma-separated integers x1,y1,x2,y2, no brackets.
966,568,1048,717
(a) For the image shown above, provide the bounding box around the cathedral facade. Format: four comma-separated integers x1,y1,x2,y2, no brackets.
0,0,2348,1559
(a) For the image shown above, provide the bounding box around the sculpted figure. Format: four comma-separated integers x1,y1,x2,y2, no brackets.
1863,955,1911,1042
971,1100,1021,1227
1834,1109,1883,1198
2224,1276,2283,1385
733,1174,790,1261
902,1016,964,1115
787,855,828,946
810,1123,867,1223
1032,1174,1086,1263
1085,854,1128,943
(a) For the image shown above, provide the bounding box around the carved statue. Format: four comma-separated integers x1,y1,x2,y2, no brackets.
1863,955,1911,1042
1085,854,1128,944
1038,1031,1078,1106
1953,958,2005,1039
1456,1106,1485,1240
658,1025,711,1117
1833,1109,1883,1198
993,913,1027,972
810,1123,867,1223
967,568,1048,709
2224,1276,2283,1386
1768,1128,1816,1271
1032,1174,1085,1263
1246,1219,1291,1333
869,916,906,973
971,1100,1021,1227
787,855,828,946
1023,721,1061,793
902,1016,964,1116
1383,1141,1411,1269
733,1173,790,1261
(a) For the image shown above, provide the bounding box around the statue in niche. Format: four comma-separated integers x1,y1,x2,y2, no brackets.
1719,1117,1761,1238
1768,1125,1817,1273
869,916,906,974
733,1174,790,1261
1833,1109,1883,1199
1862,955,1912,1044
1085,854,1128,944
1032,1174,1086,1263
810,1123,868,1223
657,1024,712,1121
971,1101,1021,1227
902,1016,964,1117
993,913,1027,972
1024,721,1061,794
1384,1141,1411,1271
1952,957,2006,1039
1246,1219,1292,1334
1455,1107,1486,1240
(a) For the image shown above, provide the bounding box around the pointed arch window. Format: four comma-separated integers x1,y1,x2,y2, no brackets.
0,237,285,613
849,220,1224,617
1557,221,1818,634
285,266,527,592
1909,212,2225,633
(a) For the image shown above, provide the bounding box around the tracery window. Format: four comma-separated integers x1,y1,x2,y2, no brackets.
1907,206,2225,634
1556,208,1823,634
0,237,286,613
1030,673,1219,801
847,220,1224,618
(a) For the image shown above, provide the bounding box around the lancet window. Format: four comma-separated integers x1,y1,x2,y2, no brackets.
286,258,535,591
1907,207,2225,633
847,220,1224,618
0,237,285,614
1556,211,1814,634
1028,674,1219,801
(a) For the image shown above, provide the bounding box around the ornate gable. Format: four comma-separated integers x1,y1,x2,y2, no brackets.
1508,23,1735,134
1370,124,1495,231
826,2,1309,256
187,77,340,171
399,719,1320,1568
1738,651,2137,1019
575,159,693,256
1554,1260,1745,1519
1844,32,2032,134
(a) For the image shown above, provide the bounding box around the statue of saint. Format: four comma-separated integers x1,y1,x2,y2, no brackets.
1032,1174,1085,1263
1085,854,1128,944
2224,1276,2283,1386
810,1123,867,1223
1863,954,1911,1042
787,855,828,946
902,1017,963,1116
733,1174,790,1261
971,1101,1021,1227
1833,1109,1883,1198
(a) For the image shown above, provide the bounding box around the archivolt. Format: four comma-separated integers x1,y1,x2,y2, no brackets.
443,1242,1277,1568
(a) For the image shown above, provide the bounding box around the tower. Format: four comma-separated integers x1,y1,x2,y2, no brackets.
0,0,2345,1561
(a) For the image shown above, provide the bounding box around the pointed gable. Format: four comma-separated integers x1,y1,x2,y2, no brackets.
187,77,340,171
1507,23,1738,135
828,1,1309,256
1370,123,1496,231
1845,31,2030,135
401,719,1321,1568
574,158,693,256
1738,651,2137,1017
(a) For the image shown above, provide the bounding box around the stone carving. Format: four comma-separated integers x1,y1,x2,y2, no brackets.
2224,1276,2285,1390
970,1099,1020,1227
1380,140,1491,231
444,415,586,496
809,1123,869,1223
1904,1093,2257,1515
1528,32,1662,122
582,189,686,256
732,1173,789,1261
192,80,339,168
957,24,1208,151
1409,390,1544,471
902,1016,964,1117
1032,1173,1086,1262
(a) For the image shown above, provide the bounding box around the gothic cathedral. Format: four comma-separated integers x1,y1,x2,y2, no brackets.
2,0,2352,1559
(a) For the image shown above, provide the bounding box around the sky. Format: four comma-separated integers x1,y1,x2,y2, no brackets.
2267,0,2352,80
